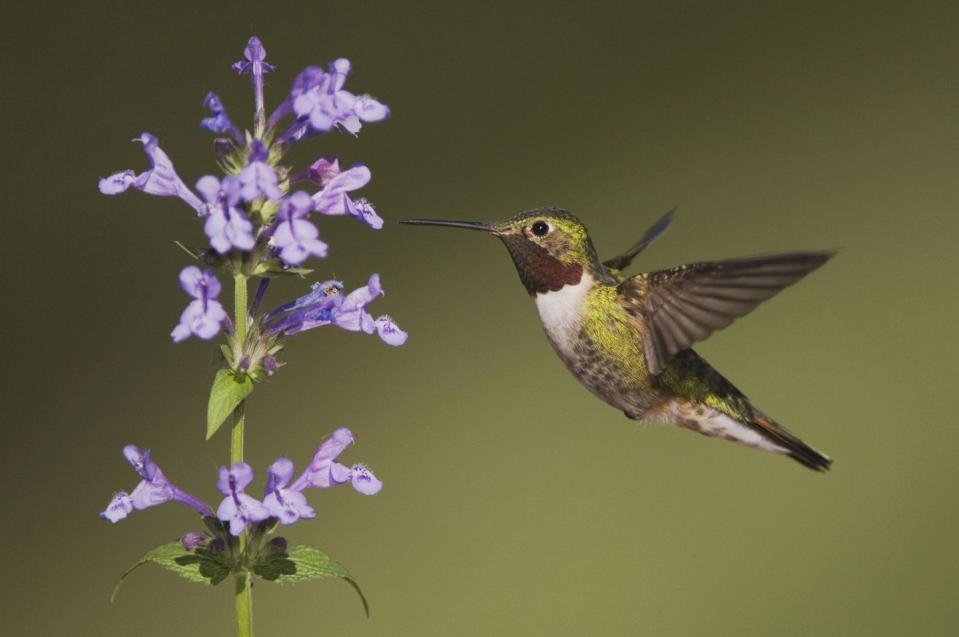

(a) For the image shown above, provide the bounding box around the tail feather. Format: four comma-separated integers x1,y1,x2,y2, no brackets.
750,415,832,472
656,350,832,471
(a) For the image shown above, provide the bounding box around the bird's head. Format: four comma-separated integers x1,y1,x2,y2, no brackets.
402,208,602,294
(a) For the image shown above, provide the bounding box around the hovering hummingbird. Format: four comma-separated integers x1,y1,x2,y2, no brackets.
402,209,834,471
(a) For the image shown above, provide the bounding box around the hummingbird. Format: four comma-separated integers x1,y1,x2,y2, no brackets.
402,209,834,471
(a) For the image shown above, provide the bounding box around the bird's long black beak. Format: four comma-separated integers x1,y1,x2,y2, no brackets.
400,218,494,232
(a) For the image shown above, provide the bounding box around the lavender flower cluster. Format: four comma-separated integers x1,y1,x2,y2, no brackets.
98,36,405,355
102,429,379,537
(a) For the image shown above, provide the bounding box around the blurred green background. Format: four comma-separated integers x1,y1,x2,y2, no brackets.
4,1,959,635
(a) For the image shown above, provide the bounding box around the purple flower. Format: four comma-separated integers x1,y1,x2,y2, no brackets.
268,65,325,129
196,175,255,253
216,462,270,536
100,445,212,523
265,274,407,345
289,428,383,495
295,156,341,186
233,36,274,117
238,141,281,201
270,191,328,265
98,133,203,212
171,266,228,342
200,92,243,144
263,458,316,524
291,58,389,136
313,163,370,214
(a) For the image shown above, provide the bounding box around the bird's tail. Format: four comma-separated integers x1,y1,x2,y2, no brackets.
665,398,833,472
748,413,832,472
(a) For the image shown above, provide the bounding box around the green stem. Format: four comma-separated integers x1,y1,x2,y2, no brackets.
235,572,253,637
232,274,253,637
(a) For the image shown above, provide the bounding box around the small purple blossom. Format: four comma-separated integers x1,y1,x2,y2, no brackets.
216,462,270,536
238,141,281,201
313,163,370,214
291,58,390,136
265,274,407,345
296,157,341,186
98,133,203,212
200,92,243,144
270,191,328,265
100,445,212,523
171,266,228,342
233,36,274,117
263,458,316,524
289,428,383,495
196,175,255,254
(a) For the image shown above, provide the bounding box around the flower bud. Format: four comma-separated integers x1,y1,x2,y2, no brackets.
180,531,209,551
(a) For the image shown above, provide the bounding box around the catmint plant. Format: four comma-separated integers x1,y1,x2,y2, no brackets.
98,37,403,636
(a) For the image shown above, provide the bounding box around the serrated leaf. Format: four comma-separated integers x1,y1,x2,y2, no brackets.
206,369,254,439
260,544,369,616
111,542,232,602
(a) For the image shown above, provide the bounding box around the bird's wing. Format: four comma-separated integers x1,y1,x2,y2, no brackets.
602,209,676,274
618,251,834,375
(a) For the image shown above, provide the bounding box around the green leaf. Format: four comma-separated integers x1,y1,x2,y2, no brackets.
111,542,233,602
206,369,254,439
257,544,369,616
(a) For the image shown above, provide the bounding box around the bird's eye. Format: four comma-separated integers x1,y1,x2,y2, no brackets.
531,221,550,237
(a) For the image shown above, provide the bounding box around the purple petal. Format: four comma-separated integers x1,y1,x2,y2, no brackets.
195,175,222,203
375,316,408,346
278,191,315,219
271,217,328,265
301,157,341,186
330,462,352,484
99,170,137,195
341,274,383,311
178,266,222,300
130,478,173,509
263,489,315,525
355,95,390,122
291,428,354,490
266,458,295,492
173,299,227,341
134,134,204,210
329,58,351,91
350,465,383,495
101,492,134,522
348,198,384,229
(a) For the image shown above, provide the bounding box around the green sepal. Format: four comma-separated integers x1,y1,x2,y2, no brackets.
218,344,234,366
255,544,369,616
111,541,234,602
252,260,314,278
206,369,254,439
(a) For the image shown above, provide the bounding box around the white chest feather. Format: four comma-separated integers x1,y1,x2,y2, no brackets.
533,274,594,355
